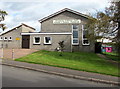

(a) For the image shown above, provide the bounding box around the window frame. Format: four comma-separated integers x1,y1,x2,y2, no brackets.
33,36,41,45
0,36,3,40
82,25,90,45
4,37,7,40
44,36,52,45
8,36,12,40
72,25,79,45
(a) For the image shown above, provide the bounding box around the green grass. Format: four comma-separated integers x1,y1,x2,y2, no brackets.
15,50,120,77
103,52,118,56
103,52,120,62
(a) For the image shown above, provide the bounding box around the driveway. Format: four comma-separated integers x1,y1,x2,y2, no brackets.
0,49,37,59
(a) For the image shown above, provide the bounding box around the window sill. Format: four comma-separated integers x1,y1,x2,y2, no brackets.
8,40,12,42
82,44,90,46
33,43,41,45
44,43,52,45
72,44,79,45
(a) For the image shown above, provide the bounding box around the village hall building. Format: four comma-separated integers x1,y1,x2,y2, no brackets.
0,8,95,52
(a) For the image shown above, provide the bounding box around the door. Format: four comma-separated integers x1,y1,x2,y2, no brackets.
22,35,30,49
95,42,102,53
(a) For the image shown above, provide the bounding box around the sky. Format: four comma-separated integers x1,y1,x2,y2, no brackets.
0,0,111,32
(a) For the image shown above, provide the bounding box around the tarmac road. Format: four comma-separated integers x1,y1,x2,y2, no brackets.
2,65,118,87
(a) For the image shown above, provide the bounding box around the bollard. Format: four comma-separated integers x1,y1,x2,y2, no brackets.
12,49,14,60
1,48,3,59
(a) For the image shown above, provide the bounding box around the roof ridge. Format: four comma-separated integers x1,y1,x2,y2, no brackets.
0,24,22,35
0,23,35,35
39,8,91,23
21,23,35,30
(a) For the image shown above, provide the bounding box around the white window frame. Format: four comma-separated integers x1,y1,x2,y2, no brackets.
82,25,90,45
0,36,3,40
33,36,41,44
44,36,52,45
8,36,12,40
72,25,79,45
4,37,7,40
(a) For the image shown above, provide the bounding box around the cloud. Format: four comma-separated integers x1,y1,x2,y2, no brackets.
0,0,111,32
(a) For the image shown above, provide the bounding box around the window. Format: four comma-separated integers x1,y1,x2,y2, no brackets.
4,37,7,40
44,37,52,44
82,25,90,45
33,37,41,44
8,36,12,40
0,37,3,40
72,25,79,45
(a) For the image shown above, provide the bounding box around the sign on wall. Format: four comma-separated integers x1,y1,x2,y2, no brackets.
16,37,20,40
53,19,81,24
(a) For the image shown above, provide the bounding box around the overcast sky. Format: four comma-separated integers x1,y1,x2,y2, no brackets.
0,0,111,32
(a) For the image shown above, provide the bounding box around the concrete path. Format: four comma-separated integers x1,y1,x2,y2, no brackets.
0,49,38,59
1,59,120,86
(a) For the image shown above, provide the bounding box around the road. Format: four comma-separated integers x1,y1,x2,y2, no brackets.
2,65,117,87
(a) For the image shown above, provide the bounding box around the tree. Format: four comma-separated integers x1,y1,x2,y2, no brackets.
86,1,120,56
0,24,7,31
106,1,120,56
0,10,8,31
112,1,120,56
58,41,64,52
56,41,65,56
86,11,113,43
0,9,8,22
105,1,120,36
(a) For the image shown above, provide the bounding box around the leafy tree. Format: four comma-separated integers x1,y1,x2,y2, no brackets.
0,9,8,22
86,11,113,44
105,1,120,36
57,41,65,56
0,24,7,31
58,41,64,51
86,1,120,55
0,9,8,31
112,1,120,56
106,1,120,56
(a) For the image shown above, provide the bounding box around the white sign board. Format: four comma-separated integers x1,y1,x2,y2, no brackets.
53,19,81,24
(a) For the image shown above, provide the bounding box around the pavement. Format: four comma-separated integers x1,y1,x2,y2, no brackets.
1,59,120,86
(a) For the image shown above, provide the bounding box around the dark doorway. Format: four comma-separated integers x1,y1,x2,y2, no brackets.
95,42,102,53
22,35,30,49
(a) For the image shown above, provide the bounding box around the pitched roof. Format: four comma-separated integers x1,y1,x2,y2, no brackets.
21,23,36,30
0,23,35,35
39,8,91,23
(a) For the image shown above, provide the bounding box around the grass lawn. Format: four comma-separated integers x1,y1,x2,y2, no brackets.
103,52,120,62
15,50,120,77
